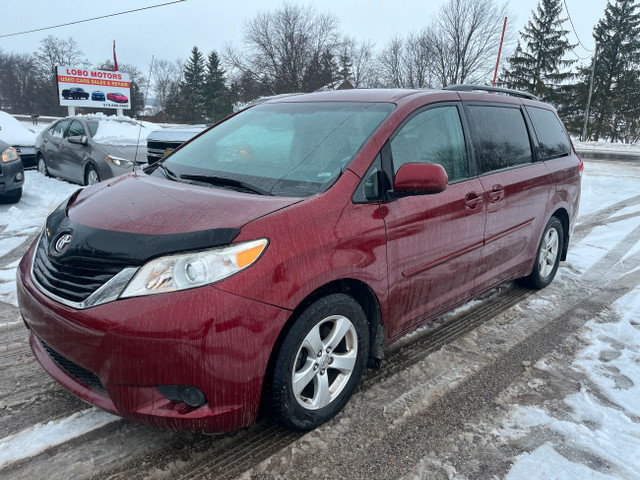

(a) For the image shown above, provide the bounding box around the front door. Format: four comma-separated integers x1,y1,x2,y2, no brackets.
383,104,486,338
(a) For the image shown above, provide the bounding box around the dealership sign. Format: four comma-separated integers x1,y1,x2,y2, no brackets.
56,66,131,110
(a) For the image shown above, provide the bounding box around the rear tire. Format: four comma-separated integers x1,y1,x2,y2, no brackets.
519,216,563,289
268,293,369,430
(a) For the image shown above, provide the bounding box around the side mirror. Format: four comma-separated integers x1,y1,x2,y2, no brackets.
393,162,448,195
68,135,88,145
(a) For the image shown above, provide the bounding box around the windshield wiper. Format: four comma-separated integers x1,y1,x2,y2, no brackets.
179,174,273,196
153,162,178,181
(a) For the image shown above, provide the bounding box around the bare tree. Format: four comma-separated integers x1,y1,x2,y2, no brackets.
35,35,89,79
379,37,406,88
341,37,377,88
152,59,181,111
431,0,511,86
377,30,435,88
0,52,39,112
225,4,342,94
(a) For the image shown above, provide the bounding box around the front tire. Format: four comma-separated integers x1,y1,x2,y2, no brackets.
268,293,369,430
85,165,100,185
520,216,563,289
1,188,22,204
37,156,48,177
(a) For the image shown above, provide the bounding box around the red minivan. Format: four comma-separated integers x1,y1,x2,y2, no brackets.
17,86,581,433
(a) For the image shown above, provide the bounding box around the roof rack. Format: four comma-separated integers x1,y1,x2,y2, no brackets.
444,84,539,101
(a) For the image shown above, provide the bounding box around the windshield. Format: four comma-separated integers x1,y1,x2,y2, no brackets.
157,102,394,197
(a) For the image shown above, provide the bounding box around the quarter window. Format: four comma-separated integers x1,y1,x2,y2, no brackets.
526,107,571,160
466,106,533,173
390,106,469,182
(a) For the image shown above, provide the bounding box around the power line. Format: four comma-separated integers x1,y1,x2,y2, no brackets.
563,0,594,52
0,0,187,39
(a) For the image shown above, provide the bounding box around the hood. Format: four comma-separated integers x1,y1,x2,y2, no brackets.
67,171,303,235
147,125,207,143
94,142,147,163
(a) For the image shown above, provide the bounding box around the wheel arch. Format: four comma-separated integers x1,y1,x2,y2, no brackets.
550,207,570,261
258,278,384,419
83,160,100,185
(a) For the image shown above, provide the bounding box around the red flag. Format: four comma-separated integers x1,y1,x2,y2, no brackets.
113,40,119,71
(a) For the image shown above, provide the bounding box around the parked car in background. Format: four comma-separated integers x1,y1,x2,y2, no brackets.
61,88,89,100
35,115,151,185
146,125,207,164
107,93,128,103
0,139,24,203
91,91,106,101
0,111,37,168
18,86,581,434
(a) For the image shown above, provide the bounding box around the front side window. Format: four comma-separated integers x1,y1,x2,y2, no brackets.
390,106,469,182
466,105,533,173
159,102,394,197
526,107,571,160
65,120,86,138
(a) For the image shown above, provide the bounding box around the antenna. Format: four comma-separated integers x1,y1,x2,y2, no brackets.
134,55,155,176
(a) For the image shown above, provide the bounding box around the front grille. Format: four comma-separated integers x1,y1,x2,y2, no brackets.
40,339,106,394
33,235,126,303
147,140,183,151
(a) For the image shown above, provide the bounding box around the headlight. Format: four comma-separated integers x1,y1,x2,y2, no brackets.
1,147,19,163
120,238,268,298
106,155,134,168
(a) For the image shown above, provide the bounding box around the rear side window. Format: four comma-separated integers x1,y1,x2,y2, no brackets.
526,107,571,160
390,106,469,182
51,120,70,138
466,105,533,173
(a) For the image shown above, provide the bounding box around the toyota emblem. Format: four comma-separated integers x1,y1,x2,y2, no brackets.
54,233,73,254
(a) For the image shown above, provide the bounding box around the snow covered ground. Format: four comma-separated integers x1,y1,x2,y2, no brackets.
0,158,639,478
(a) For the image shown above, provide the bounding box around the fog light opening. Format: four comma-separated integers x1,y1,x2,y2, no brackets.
178,385,207,407
157,384,207,408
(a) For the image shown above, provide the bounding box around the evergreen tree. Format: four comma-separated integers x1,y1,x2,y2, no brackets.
337,48,353,82
502,42,533,92
502,0,574,101
203,51,232,123
588,0,640,141
180,46,206,122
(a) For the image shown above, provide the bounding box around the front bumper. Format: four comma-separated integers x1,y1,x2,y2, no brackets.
0,159,24,194
18,245,290,433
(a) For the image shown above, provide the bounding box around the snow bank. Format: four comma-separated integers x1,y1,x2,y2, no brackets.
0,408,118,469
574,140,640,154
0,111,38,146
0,171,78,306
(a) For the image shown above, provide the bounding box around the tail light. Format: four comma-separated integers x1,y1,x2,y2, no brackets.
578,159,584,177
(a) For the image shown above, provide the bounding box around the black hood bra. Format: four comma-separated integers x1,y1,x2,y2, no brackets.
44,199,241,267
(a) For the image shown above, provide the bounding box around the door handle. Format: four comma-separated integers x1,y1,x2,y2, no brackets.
489,184,505,202
464,192,484,210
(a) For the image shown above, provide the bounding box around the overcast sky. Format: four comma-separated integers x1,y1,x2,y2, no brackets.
2,0,606,74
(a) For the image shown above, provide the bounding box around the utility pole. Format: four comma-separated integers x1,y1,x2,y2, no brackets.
581,44,599,142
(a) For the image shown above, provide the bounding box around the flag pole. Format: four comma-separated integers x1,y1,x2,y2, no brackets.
114,40,123,117
492,17,508,87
